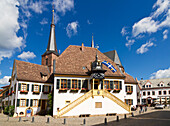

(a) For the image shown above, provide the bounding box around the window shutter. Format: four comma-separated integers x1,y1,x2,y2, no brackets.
110,81,113,89
26,99,29,107
30,99,33,106
39,85,41,92
131,99,133,105
42,85,44,92
125,86,127,92
17,99,20,107
38,100,41,107
78,80,81,89
27,84,29,91
131,86,133,92
32,84,34,92
119,81,122,90
67,79,71,89
18,83,21,91
56,79,60,89
49,86,51,93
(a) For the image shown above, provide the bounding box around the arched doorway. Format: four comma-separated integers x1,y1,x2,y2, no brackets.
25,107,33,117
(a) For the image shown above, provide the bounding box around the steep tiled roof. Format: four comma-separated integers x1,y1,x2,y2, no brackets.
124,72,137,84
55,45,124,77
15,60,52,83
139,78,170,88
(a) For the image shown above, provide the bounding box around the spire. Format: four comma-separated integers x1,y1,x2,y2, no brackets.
91,34,94,48
46,9,59,56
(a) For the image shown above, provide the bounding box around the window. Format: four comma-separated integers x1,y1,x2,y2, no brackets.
61,79,67,89
152,91,155,95
21,84,27,91
161,84,163,87
169,90,170,94
159,91,162,95
33,99,38,107
95,102,102,108
147,91,150,95
163,91,167,95
20,99,26,107
149,85,151,88
114,81,119,89
34,85,39,92
72,80,78,89
146,85,148,88
125,99,133,105
126,86,133,93
143,92,146,96
82,80,88,89
104,80,109,89
44,86,49,92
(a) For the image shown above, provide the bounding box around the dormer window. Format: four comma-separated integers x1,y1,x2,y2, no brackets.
46,58,48,65
40,72,47,80
158,81,164,87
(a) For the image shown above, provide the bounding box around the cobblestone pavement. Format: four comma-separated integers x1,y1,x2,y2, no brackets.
0,107,169,126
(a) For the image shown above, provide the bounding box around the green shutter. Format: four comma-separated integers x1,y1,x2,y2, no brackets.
30,99,33,106
78,80,81,89
39,85,41,92
38,100,41,107
42,85,44,92
56,79,60,89
119,81,122,90
17,99,20,107
67,79,71,89
49,86,51,93
27,84,29,91
125,86,127,92
110,81,113,89
32,84,34,92
131,86,133,92
101,81,103,89
26,99,29,107
18,83,21,91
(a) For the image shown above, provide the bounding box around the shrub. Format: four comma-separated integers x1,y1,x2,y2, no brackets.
3,105,15,117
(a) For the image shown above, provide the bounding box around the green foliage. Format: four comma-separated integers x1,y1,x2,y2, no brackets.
48,92,53,116
3,105,15,117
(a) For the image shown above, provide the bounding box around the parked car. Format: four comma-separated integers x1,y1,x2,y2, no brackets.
154,104,165,109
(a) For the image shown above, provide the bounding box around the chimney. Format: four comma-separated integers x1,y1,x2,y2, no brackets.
53,59,56,73
81,43,84,51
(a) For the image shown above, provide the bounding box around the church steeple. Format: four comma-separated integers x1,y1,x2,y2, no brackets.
91,34,94,48
46,9,59,56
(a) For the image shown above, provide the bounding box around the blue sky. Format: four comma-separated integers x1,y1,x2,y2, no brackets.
0,0,170,87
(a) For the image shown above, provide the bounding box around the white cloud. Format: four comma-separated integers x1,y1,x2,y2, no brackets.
53,0,74,15
87,20,92,25
0,0,23,63
125,36,135,47
0,76,10,85
40,18,48,25
150,67,170,79
121,27,128,36
136,41,154,54
66,21,79,38
29,1,49,14
132,17,159,37
163,29,168,39
17,51,36,60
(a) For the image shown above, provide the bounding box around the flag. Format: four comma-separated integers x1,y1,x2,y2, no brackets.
102,61,117,73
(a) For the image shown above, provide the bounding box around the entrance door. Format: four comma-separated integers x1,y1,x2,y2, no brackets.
91,80,99,90
41,100,46,110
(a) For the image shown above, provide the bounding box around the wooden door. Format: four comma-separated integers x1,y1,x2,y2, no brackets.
41,100,46,110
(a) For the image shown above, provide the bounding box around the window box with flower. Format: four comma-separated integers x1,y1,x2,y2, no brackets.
71,88,79,91
113,88,120,93
12,91,15,94
59,88,68,91
127,91,133,94
20,90,28,94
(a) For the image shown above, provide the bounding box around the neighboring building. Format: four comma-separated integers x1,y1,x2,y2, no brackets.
137,78,170,105
0,10,137,117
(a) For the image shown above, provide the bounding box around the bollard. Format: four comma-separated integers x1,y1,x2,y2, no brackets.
139,110,141,114
132,112,134,117
83,119,86,125
32,117,34,123
7,115,9,121
19,117,21,122
117,116,119,122
104,118,107,125
124,114,127,119
64,118,66,125
47,117,49,123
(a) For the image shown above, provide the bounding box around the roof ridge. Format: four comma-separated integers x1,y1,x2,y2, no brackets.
15,60,48,68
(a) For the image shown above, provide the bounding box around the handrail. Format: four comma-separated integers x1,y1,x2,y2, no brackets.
59,90,92,116
103,90,131,112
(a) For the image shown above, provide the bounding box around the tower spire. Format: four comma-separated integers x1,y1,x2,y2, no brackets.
46,9,59,56
91,34,94,48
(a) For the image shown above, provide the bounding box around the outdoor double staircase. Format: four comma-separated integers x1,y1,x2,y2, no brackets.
58,90,131,117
